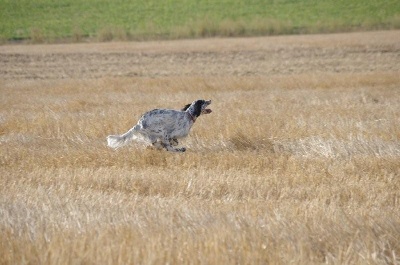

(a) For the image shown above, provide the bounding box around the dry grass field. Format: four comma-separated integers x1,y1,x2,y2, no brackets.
1,31,400,264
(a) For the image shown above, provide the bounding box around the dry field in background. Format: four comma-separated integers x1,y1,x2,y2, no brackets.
1,31,400,264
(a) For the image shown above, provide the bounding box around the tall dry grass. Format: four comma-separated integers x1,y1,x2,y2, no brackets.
1,73,399,264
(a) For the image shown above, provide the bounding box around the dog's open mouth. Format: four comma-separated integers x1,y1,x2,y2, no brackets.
201,100,212,114
201,108,212,114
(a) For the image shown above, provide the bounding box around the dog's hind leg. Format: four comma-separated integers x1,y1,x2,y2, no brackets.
164,144,186,152
152,140,164,150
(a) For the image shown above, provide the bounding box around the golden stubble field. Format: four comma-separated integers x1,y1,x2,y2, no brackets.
1,31,400,264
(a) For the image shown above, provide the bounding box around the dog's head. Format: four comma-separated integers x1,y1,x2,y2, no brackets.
183,99,212,117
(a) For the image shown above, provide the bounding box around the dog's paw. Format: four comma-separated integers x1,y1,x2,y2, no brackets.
177,147,186,152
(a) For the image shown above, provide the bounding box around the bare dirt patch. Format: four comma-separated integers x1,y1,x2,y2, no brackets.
1,31,399,79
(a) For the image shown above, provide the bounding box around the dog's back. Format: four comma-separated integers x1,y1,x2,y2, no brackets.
138,109,192,139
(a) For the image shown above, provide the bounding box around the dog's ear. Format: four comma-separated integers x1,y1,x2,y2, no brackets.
191,100,204,117
181,103,191,111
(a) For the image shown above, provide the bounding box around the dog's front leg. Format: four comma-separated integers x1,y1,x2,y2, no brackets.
162,137,185,152
163,142,186,152
169,138,179,146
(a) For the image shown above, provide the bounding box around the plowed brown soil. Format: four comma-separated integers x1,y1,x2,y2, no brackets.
1,31,399,79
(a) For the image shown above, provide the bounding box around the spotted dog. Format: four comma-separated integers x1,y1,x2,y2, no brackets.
107,99,212,152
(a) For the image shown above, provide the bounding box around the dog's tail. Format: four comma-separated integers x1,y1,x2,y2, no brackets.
107,125,140,149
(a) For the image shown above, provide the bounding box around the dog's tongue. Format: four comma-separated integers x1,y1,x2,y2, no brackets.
202,109,212,114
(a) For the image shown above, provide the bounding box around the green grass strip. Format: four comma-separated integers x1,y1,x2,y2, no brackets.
1,0,400,43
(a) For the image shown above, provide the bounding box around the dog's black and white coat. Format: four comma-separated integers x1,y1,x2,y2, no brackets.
107,99,212,152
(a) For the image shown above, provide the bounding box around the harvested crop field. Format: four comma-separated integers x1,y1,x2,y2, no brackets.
1,31,400,264
1,31,399,79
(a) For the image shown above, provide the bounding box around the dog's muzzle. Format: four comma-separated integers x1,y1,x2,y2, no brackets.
201,100,212,114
